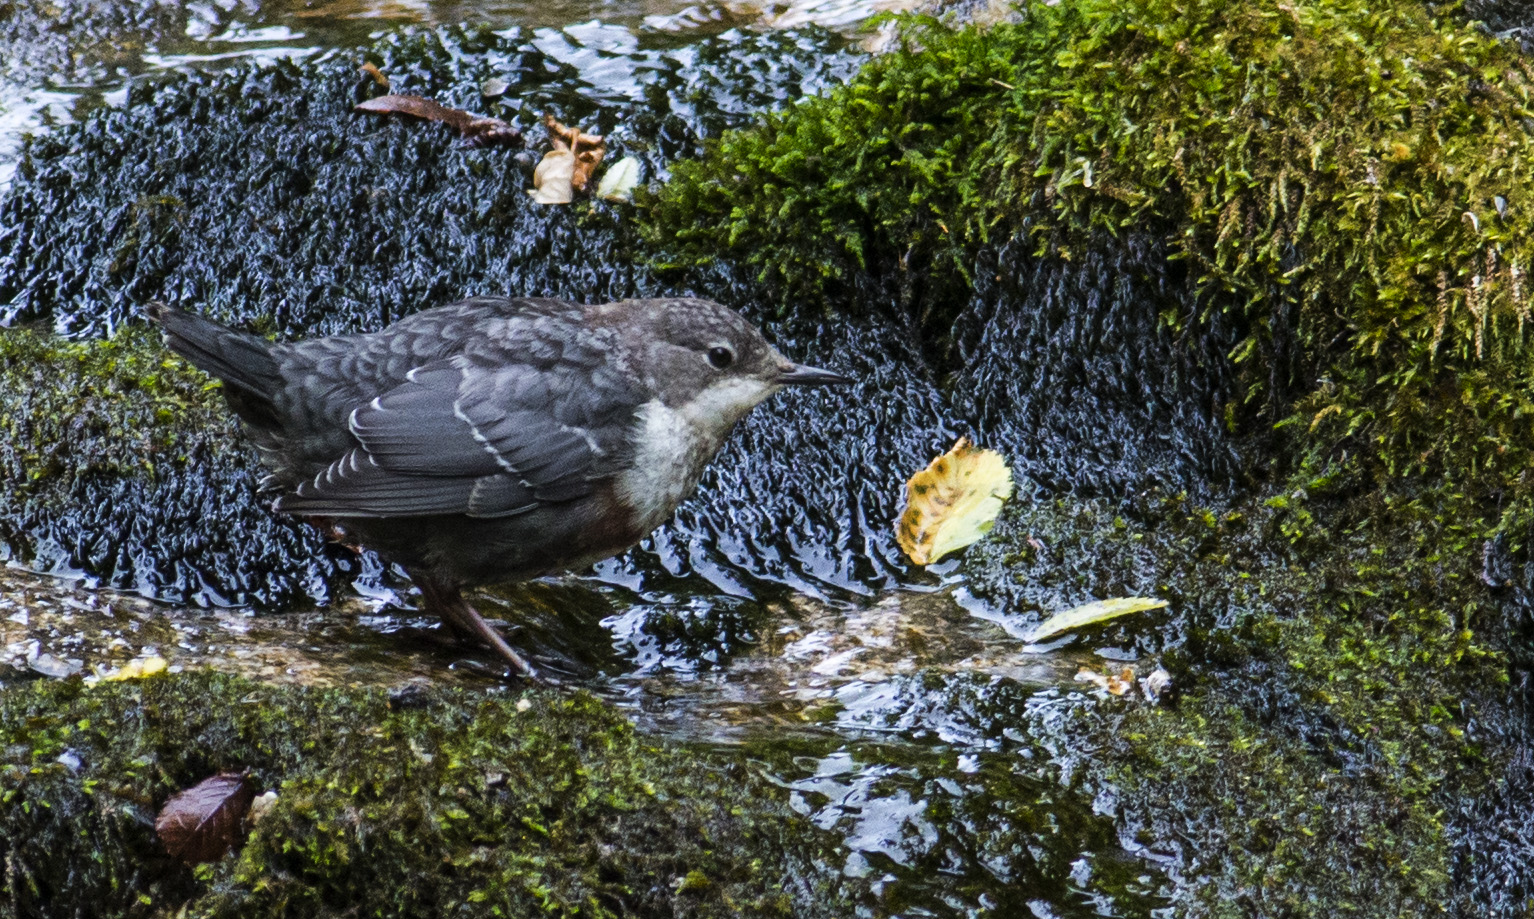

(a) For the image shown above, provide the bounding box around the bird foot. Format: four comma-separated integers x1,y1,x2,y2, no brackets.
417,578,538,680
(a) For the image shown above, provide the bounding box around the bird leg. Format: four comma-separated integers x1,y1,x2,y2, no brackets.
416,577,537,679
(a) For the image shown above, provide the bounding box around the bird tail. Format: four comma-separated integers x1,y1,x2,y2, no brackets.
148,302,282,423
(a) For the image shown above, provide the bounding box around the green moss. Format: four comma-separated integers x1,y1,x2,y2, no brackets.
951,479,1511,915
0,325,223,495
0,672,841,919
645,15,1534,902
648,0,1534,497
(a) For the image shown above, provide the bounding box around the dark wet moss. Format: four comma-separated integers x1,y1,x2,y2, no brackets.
0,326,344,608
0,25,857,339
0,671,844,919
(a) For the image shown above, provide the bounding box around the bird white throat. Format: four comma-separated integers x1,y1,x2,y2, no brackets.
616,376,780,533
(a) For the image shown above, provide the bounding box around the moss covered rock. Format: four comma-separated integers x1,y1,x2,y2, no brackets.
650,0,1534,501
0,671,841,919
643,0,1534,911
0,326,346,607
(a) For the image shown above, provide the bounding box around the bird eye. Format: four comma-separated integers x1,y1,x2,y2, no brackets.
707,346,734,370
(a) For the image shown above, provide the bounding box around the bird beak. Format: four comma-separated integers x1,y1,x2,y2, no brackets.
776,363,853,386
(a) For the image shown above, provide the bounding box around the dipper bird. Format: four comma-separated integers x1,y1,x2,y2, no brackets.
150,297,849,677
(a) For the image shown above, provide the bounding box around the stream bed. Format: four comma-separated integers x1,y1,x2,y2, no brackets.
4,0,1533,916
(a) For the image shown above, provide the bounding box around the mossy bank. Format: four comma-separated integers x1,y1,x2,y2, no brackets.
645,0,1534,913
0,672,840,918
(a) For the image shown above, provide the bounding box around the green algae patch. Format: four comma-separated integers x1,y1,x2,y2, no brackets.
0,671,841,919
956,481,1518,915
648,0,1534,498
0,325,343,608
0,325,222,489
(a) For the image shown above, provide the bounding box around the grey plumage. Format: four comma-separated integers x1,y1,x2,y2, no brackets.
149,296,849,677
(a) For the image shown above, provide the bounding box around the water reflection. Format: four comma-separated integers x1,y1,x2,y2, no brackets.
0,0,907,187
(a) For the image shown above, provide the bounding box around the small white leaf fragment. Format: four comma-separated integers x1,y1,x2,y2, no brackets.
481,77,510,98
596,156,642,201
248,790,279,824
1140,667,1173,704
1019,597,1168,645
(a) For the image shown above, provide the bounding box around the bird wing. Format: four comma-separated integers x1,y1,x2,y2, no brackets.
273,358,640,519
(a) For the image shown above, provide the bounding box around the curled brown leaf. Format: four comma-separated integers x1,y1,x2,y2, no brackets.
359,62,388,88
543,114,605,191
355,95,523,148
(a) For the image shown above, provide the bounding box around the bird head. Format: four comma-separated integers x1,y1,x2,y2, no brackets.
612,298,850,434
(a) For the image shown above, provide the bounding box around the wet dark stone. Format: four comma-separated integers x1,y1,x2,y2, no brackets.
0,26,867,606
0,26,858,338
953,232,1250,498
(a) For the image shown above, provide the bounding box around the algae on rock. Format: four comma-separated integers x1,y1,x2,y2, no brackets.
0,326,346,608
0,672,842,919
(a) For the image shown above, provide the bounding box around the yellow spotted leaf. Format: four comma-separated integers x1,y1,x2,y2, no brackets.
895,437,1014,566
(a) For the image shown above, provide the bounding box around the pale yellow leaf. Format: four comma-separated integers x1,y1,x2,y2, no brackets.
529,149,575,204
895,437,1014,566
1019,597,1168,644
597,156,642,201
104,655,168,681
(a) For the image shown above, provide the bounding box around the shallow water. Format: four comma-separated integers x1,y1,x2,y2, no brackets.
0,0,912,187
0,557,1171,916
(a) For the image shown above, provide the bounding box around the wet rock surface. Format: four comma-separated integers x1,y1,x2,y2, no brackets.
4,0,1534,917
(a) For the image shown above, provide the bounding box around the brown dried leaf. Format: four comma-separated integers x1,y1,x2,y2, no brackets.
543,114,605,191
359,62,388,88
356,95,522,148
155,772,257,865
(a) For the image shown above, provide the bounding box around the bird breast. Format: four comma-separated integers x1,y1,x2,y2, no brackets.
614,398,725,535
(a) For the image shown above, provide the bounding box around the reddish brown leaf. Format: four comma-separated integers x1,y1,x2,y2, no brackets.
355,95,522,148
155,772,257,865
356,94,475,131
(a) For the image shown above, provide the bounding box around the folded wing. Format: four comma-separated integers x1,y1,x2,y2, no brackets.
275,359,637,518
